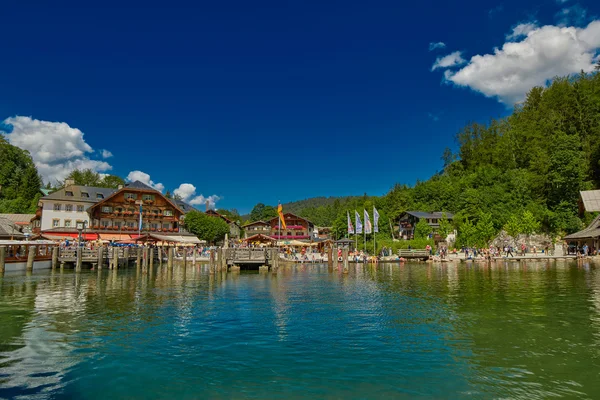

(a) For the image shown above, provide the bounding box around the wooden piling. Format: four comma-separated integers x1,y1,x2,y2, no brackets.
192,247,197,264
167,246,174,269
149,247,154,270
271,248,279,274
0,246,5,274
136,247,142,270
113,247,119,270
159,247,163,266
143,246,149,273
209,249,216,273
123,247,130,268
97,246,104,270
52,246,59,270
342,248,349,274
327,246,333,268
27,245,36,272
182,247,188,265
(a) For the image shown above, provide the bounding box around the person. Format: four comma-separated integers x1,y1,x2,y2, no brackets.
506,245,514,257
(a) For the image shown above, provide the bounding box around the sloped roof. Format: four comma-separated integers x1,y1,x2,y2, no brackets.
125,180,155,190
268,212,314,226
0,218,25,239
174,199,199,214
242,220,269,227
404,211,454,219
564,215,600,240
0,214,35,224
580,190,600,212
41,185,116,203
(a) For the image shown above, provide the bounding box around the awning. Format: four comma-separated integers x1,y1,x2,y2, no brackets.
135,233,204,244
41,233,99,241
98,233,132,241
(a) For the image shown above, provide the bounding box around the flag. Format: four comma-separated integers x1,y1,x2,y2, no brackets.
347,211,354,234
373,207,380,233
355,210,362,234
138,204,143,233
364,209,372,234
277,203,287,229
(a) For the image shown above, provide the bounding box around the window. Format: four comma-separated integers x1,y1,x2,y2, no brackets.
113,222,121,228
81,192,89,198
142,194,155,201
127,222,136,228
52,219,60,227
163,223,170,230
151,223,159,229
65,191,74,197
164,210,173,216
53,204,61,211
65,204,73,212
102,206,112,213
96,193,104,199
77,205,84,212
124,193,137,200
64,220,72,228
102,220,110,227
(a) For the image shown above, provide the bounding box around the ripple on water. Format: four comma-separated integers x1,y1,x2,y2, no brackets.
0,262,600,398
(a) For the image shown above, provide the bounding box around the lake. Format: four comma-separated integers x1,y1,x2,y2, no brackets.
1,261,599,399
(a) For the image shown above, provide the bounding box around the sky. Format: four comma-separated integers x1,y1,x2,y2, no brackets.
1,0,599,213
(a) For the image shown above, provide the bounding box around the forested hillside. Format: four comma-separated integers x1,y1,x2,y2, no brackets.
0,136,42,213
247,69,600,245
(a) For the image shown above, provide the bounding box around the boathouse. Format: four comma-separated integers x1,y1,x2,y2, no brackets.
564,190,600,249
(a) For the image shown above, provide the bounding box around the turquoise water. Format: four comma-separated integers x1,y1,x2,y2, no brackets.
1,262,600,399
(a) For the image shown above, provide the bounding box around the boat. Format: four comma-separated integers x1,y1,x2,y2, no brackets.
0,240,58,272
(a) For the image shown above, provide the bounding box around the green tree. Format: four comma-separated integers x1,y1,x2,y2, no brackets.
521,210,540,237
438,212,452,238
64,169,102,186
100,174,125,189
503,214,522,239
474,212,496,246
458,219,476,247
249,203,278,222
0,136,42,213
184,211,230,243
414,218,431,239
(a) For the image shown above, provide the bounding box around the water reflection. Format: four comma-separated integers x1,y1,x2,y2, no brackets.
0,261,599,398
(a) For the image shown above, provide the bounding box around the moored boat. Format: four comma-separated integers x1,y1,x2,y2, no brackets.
0,240,58,272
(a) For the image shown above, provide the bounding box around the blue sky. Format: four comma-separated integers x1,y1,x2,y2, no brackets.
2,0,599,213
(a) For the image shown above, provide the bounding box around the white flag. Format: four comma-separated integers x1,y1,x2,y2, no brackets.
355,210,362,234
373,207,380,233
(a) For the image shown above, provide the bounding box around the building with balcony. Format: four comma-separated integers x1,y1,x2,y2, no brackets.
397,211,454,240
87,181,185,235
242,221,271,239
268,213,314,240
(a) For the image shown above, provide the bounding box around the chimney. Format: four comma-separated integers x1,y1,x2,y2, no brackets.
206,200,209,212
118,184,123,190
65,179,75,187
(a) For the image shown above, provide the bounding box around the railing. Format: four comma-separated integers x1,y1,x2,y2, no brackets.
225,248,270,262
398,249,430,258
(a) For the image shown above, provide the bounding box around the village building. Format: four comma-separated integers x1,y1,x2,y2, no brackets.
565,190,600,250
268,213,314,240
242,221,271,239
314,226,332,240
87,181,185,235
0,217,26,240
206,209,241,239
397,211,454,240
0,214,36,236
34,181,116,234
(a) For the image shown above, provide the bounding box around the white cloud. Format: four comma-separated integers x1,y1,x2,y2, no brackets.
443,20,600,105
506,22,538,40
126,170,165,192
173,183,220,209
101,149,113,159
556,4,588,26
1,116,112,184
429,42,446,51
431,51,466,71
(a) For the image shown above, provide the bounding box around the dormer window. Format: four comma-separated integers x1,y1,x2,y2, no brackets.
65,191,74,197
96,193,104,199
81,192,89,198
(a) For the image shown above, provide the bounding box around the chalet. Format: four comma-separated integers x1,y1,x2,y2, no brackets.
87,181,185,235
242,221,271,239
0,214,36,236
206,209,241,239
398,211,454,240
0,217,25,240
268,213,314,240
